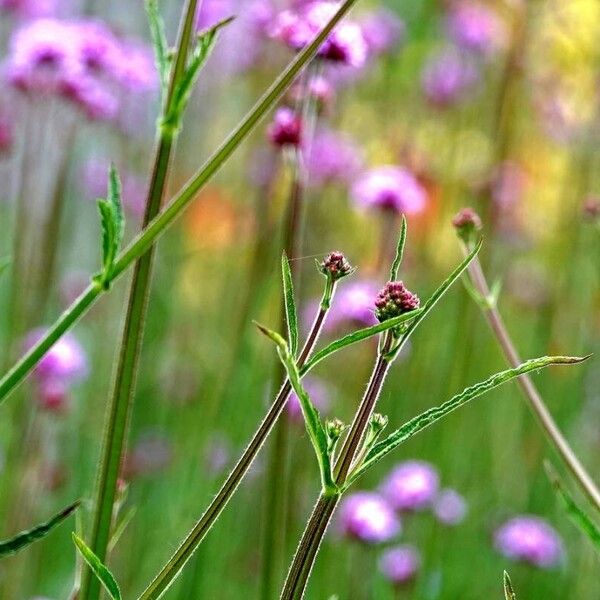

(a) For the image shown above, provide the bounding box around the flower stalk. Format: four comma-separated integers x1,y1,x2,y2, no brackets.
455,219,600,512
79,2,201,599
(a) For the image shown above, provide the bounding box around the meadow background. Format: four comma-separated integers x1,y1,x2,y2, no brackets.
0,0,599,598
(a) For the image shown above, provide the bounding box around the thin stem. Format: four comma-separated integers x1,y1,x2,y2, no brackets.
79,3,199,600
279,493,340,600
0,0,360,406
138,290,332,600
462,243,600,512
280,335,394,599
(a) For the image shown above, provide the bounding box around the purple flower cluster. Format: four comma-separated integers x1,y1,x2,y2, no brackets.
25,328,88,412
421,47,478,108
494,516,563,568
267,107,303,148
378,545,420,585
269,1,368,68
338,492,400,543
5,18,157,122
381,461,439,511
321,280,379,332
374,281,420,322
352,166,427,215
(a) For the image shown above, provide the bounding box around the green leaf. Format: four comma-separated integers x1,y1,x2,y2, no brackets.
389,215,407,281
387,238,483,360
166,16,234,131
72,533,122,600
256,323,335,494
145,0,170,98
0,500,80,558
503,571,517,600
300,308,424,376
545,461,600,552
281,253,299,356
95,165,124,289
346,355,587,486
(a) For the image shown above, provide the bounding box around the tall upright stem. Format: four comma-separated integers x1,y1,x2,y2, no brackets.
138,292,333,600
80,3,200,599
462,244,600,512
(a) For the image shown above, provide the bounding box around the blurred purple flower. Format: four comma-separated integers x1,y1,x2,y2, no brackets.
321,280,379,332
446,1,506,56
582,197,600,223
494,516,563,568
124,431,173,479
37,378,69,413
290,75,335,112
267,106,303,147
306,127,363,187
270,1,368,68
360,8,405,56
381,460,439,511
490,160,528,209
204,434,232,475
339,492,400,543
421,47,479,108
286,376,330,423
352,166,427,215
25,329,88,383
113,42,157,93
433,488,468,525
0,0,56,18
379,545,421,584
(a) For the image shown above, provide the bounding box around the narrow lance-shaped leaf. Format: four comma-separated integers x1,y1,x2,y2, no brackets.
389,215,407,281
95,165,124,290
387,238,483,360
168,17,234,125
282,253,299,356
72,533,122,600
503,571,517,600
544,461,600,552
300,308,424,376
346,355,588,486
256,322,335,494
0,500,80,558
145,0,170,97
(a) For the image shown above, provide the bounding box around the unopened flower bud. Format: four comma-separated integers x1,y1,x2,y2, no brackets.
370,413,388,434
326,418,347,443
320,251,353,281
374,281,420,322
267,107,302,148
452,207,482,243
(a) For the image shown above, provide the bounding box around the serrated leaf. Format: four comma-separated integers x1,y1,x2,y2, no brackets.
545,461,600,552
386,238,483,360
281,253,299,356
389,215,407,281
166,16,234,129
72,533,122,600
96,165,124,289
0,500,80,558
503,571,517,600
145,0,170,97
300,308,424,377
346,355,587,486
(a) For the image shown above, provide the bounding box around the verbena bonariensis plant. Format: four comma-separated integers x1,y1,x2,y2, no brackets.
255,222,587,599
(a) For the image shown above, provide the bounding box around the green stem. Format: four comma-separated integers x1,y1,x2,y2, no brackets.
462,244,600,512
79,3,199,599
138,289,333,600
0,0,360,406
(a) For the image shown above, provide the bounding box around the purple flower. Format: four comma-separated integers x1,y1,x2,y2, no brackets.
339,492,400,543
270,1,368,68
25,329,88,383
37,378,69,413
433,489,468,525
352,166,427,215
322,280,379,332
124,431,173,479
374,281,420,322
286,376,330,423
494,516,563,568
306,127,363,187
381,461,439,511
421,47,479,108
267,107,303,147
446,1,506,56
111,41,157,93
290,75,335,112
0,0,56,18
360,9,405,56
379,545,421,584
